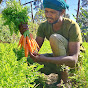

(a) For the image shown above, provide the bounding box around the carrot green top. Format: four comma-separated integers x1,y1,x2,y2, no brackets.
37,17,82,43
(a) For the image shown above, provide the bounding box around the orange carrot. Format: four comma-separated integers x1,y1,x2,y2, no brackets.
30,39,35,48
23,36,26,49
18,34,40,57
27,43,33,53
25,44,29,57
30,39,33,47
26,36,33,53
18,35,24,47
32,39,40,49
30,38,39,53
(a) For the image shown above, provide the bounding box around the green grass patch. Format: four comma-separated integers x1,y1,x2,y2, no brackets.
39,40,52,54
0,41,88,87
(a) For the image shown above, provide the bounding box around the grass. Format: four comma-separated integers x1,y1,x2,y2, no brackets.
0,40,88,87
39,40,52,54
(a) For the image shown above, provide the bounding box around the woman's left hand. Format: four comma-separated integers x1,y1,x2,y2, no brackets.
29,52,46,62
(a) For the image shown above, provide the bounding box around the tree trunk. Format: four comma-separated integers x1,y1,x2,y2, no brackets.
19,0,21,5
31,1,34,23
76,0,80,22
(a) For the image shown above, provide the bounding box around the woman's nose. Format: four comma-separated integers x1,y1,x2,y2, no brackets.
46,12,51,17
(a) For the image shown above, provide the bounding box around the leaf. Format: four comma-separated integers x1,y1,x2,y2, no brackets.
2,0,29,35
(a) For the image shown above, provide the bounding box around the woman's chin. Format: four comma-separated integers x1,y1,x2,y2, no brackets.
47,20,53,24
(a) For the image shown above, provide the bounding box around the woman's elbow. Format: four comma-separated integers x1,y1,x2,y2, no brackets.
71,55,78,67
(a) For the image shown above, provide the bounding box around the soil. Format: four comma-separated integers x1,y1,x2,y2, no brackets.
43,73,60,88
42,73,71,88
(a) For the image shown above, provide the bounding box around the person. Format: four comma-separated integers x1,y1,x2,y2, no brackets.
20,0,82,87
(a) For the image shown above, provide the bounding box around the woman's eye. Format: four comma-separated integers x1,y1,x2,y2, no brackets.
45,11,48,13
51,11,56,14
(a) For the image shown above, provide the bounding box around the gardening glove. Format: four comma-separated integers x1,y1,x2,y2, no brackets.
23,30,30,38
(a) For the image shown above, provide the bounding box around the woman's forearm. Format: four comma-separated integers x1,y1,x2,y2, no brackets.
41,55,78,67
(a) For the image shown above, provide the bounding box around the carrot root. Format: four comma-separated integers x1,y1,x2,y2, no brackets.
18,34,39,57
25,44,29,57
18,35,24,47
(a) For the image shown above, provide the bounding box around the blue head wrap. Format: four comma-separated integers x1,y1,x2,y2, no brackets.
43,0,69,11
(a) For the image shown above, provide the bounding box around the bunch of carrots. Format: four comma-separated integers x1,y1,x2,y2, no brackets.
18,33,40,57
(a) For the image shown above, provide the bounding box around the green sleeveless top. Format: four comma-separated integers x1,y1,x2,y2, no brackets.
37,17,82,43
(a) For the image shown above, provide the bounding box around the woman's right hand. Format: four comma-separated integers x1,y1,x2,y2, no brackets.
19,22,29,35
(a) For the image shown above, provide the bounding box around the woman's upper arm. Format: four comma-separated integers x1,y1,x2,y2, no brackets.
36,36,44,48
68,42,80,57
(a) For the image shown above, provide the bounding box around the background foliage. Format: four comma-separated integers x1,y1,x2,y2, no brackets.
77,8,88,42
0,14,20,43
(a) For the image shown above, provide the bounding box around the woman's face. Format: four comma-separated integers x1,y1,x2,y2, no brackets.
45,8,61,23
